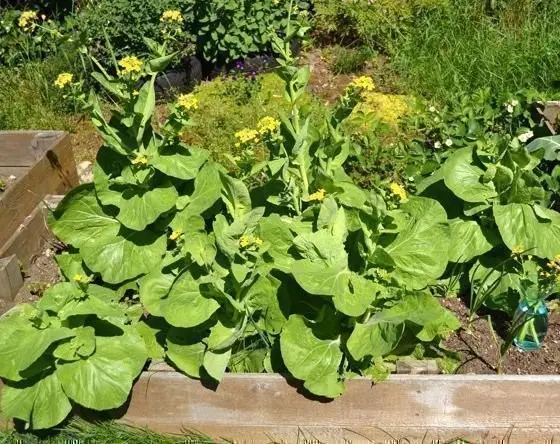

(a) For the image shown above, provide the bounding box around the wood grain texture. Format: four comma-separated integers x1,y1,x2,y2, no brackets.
0,132,78,249
0,255,23,302
0,131,64,166
0,196,64,267
122,369,560,443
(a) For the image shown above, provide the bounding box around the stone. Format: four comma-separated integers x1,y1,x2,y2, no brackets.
77,161,93,183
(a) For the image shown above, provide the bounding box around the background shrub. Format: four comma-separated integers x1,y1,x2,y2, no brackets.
311,0,449,50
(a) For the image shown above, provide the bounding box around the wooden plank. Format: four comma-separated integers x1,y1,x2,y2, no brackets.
122,370,560,442
0,255,23,302
0,133,78,249
0,196,64,267
0,131,65,166
0,166,29,180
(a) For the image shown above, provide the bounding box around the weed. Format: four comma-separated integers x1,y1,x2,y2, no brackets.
324,45,375,75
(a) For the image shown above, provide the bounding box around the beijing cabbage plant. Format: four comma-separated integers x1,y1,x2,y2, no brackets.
0,22,459,430
418,127,560,314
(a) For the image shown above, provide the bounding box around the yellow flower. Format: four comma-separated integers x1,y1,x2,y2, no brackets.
118,56,143,76
389,182,407,202
72,274,89,284
511,246,524,256
177,94,198,111
54,72,74,89
131,154,148,165
350,76,375,92
308,188,326,202
132,90,140,97
170,229,184,241
239,234,263,249
18,11,37,31
161,10,184,24
239,235,251,248
257,116,280,136
234,129,260,147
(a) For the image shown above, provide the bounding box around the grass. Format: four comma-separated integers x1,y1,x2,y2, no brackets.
388,0,560,99
0,419,218,444
0,54,77,132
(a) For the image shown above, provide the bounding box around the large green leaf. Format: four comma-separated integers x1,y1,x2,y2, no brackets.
116,181,178,231
526,135,560,161
1,371,71,429
50,185,166,284
181,163,223,217
332,274,383,317
448,218,496,263
258,215,295,273
166,327,207,378
152,146,209,180
245,274,287,334
347,321,404,361
0,327,75,382
280,315,344,398
384,197,449,290
203,349,232,382
291,259,348,296
220,173,252,220
372,293,460,342
161,270,220,329
139,270,175,317
134,76,156,142
56,328,147,410
443,147,497,203
494,203,560,259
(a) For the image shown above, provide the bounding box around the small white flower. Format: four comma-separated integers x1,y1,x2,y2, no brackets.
429,106,437,113
445,138,453,147
434,141,442,149
434,117,440,123
506,104,514,114
511,99,519,107
518,131,534,143
408,176,415,182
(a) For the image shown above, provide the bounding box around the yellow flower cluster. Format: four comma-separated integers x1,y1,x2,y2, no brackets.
257,116,280,136
239,234,264,249
389,182,407,202
169,229,184,241
360,92,409,127
18,11,36,31
511,246,525,256
54,72,74,89
235,129,260,147
161,10,184,24
177,94,199,111
308,188,326,202
131,154,148,165
350,76,375,92
118,56,143,76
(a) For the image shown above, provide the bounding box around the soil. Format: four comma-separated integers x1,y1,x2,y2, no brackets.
442,298,560,375
0,243,62,315
70,116,103,164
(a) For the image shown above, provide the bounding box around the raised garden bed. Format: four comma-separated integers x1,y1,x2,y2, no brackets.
0,132,78,262
0,132,78,303
121,364,560,442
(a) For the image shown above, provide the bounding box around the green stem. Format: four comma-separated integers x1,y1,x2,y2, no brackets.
528,319,540,346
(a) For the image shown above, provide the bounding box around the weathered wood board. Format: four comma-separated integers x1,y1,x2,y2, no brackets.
0,132,77,257
121,365,560,443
